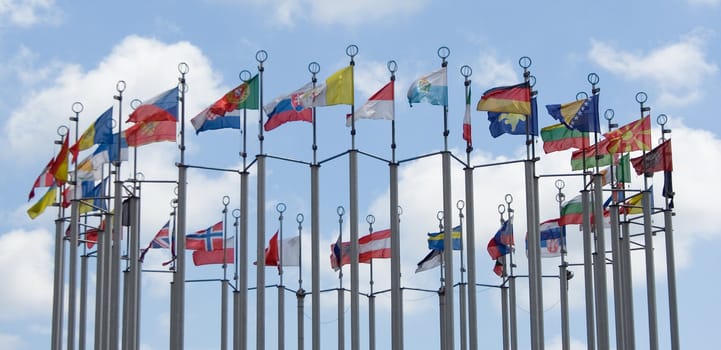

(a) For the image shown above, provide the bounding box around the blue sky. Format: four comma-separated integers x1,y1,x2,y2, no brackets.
1,0,720,349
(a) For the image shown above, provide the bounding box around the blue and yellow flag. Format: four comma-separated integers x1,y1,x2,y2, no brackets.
427,225,462,250
487,97,538,137
546,94,600,133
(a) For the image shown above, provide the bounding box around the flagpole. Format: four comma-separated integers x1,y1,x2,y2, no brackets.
387,60,404,350
519,56,544,350
435,211,446,349
366,215,376,350
51,126,69,350
222,196,230,350
581,187,596,350
460,64,479,350
620,211,636,350
255,51,269,350
344,44,362,350
236,68,253,350
554,180,571,350
336,206,346,350
505,196,518,350
170,62,189,350
588,74,610,350
497,204,510,350
658,114,680,350
79,215,89,350
636,92,659,350
457,201,468,350
67,102,83,350
276,203,287,350
437,46,455,350
308,61,322,350
232,208,242,350
296,213,306,350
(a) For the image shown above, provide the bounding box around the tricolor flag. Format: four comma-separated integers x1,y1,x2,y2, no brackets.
263,83,313,131
70,107,114,160
476,82,531,115
127,87,179,123
263,231,301,267
415,249,442,273
186,221,224,251
559,194,584,226
330,229,391,271
191,75,259,133
427,225,462,251
407,67,448,106
125,120,176,147
604,115,652,154
540,123,588,154
300,66,354,107
570,139,613,171
487,219,513,260
192,236,235,266
631,139,673,176
28,158,56,201
546,94,600,133
462,86,472,145
538,219,564,258
493,259,504,277
347,81,394,127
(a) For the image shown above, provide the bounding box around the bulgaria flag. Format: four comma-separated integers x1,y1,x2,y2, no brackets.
559,194,584,226
347,81,394,127
540,123,587,154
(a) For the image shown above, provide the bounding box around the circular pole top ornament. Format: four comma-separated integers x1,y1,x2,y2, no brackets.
239,70,252,82
276,202,287,213
232,209,241,219
604,109,615,121
519,56,532,69
72,102,84,113
57,125,69,137
308,62,320,75
178,62,189,74
437,46,450,60
657,113,668,126
337,205,345,216
296,213,304,224
576,91,588,100
587,73,599,85
460,65,472,78
346,44,359,58
222,195,231,206
635,92,648,104
256,50,268,63
116,80,126,93
366,214,375,225
456,200,465,210
387,60,398,74
555,179,565,190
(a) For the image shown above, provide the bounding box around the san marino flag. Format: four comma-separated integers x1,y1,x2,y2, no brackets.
407,67,448,106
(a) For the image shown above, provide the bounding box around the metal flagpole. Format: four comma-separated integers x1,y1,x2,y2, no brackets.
170,63,189,349
67,102,83,350
658,114,680,350
505,196,518,350
222,196,231,350
554,180,571,350
110,80,127,350
232,207,242,350
296,213,306,350
496,204,510,350
236,67,253,350
460,64,479,350
96,164,112,349
620,213,636,350
636,92,659,350
437,46,455,350
133,183,143,350
457,201,468,350
51,127,68,349
387,60,403,350
345,44,362,350
581,187,596,350
337,206,346,350
308,60,321,350
79,215,89,350
366,215,376,350
277,203,287,350
435,212,446,348
520,56,544,350
255,51,268,350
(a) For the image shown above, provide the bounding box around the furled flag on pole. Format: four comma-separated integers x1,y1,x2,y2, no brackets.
427,225,462,251
263,83,314,131
559,194,584,226
487,219,513,260
538,219,564,258
186,221,224,251
28,158,56,201
476,82,531,115
191,75,259,133
604,115,652,154
193,236,235,266
415,249,443,273
49,137,70,186
27,185,58,219
570,138,613,171
125,120,176,147
493,260,504,277
462,86,472,145
300,66,354,107
263,231,301,267
631,139,673,176
663,170,674,209
139,220,171,263
487,97,539,137
347,80,394,127
407,67,448,106
127,87,179,123
546,94,600,132
540,123,588,154
70,107,114,160
330,229,391,271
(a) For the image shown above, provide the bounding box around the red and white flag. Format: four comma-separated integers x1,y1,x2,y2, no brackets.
264,231,301,267
346,81,394,127
330,229,391,270
462,87,472,145
192,236,234,266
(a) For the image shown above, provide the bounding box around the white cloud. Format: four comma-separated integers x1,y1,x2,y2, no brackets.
0,0,61,27
589,31,718,106
473,52,519,89
0,228,54,320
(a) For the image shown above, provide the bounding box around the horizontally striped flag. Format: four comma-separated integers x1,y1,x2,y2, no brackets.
559,194,584,226
330,229,391,271
540,123,587,154
347,80,394,127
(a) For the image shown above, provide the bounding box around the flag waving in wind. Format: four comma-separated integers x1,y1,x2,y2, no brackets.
546,94,600,132
330,229,391,271
427,225,462,251
300,66,354,107
263,83,313,131
476,82,531,115
70,107,114,160
191,75,259,133
462,86,472,145
347,80,394,127
28,158,56,201
263,231,301,267
407,67,448,106
127,87,179,123
631,139,673,176
186,221,224,251
487,97,538,137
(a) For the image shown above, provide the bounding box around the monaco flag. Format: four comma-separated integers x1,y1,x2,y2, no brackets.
346,81,394,127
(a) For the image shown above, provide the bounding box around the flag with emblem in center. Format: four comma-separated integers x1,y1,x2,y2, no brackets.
191,75,259,133
487,97,538,137
546,94,600,132
604,115,652,154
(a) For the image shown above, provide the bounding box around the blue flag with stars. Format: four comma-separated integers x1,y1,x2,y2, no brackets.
487,97,538,137
546,94,600,133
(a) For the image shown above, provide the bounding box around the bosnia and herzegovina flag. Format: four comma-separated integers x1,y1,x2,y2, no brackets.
476,82,531,115
546,94,600,133
487,97,538,138
191,74,259,133
70,107,114,160
407,67,448,107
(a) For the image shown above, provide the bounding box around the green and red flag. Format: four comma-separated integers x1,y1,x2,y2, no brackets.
540,123,587,153
570,138,613,171
559,194,584,226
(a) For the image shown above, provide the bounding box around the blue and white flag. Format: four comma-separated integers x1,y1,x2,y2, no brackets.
407,67,448,106
538,219,564,257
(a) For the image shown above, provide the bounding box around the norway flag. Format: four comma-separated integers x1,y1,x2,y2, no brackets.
186,221,224,251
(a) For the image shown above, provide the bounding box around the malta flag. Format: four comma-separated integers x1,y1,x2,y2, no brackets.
347,81,394,127
263,231,301,267
330,229,391,271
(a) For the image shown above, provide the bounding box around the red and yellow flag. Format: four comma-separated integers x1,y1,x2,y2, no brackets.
604,115,651,154
49,137,69,185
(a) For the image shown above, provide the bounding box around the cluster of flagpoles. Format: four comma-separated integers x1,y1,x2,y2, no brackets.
27,44,681,350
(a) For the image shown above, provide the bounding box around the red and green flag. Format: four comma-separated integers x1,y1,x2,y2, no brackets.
559,194,584,226
540,123,587,153
570,138,613,171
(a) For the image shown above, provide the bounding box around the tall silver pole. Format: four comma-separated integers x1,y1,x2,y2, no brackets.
79,217,89,350
235,69,251,350
170,63,189,349
276,203,287,350
581,189,596,350
457,201,467,350
67,102,83,350
132,192,143,350
296,213,305,350
255,51,268,350
592,174,610,350
387,60,403,350
221,196,230,350
337,206,346,350
461,64,478,350
620,219,636,349
504,198,518,350
52,216,66,350
232,207,242,350
609,201,624,350
307,60,321,350
366,215,376,350
500,271,510,350
554,179,571,350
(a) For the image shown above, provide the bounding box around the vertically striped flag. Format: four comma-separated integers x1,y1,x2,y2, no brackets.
462,86,472,145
